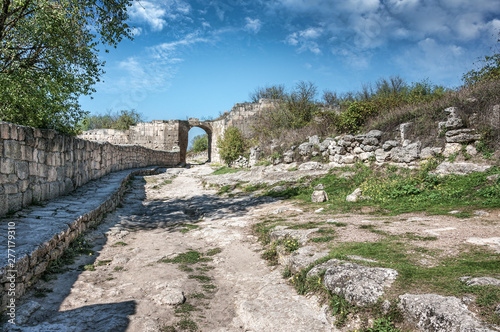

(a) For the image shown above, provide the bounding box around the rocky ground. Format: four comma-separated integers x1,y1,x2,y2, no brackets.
5,164,500,332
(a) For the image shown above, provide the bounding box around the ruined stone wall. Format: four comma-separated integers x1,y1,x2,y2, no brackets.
0,122,180,217
77,99,275,165
78,120,180,152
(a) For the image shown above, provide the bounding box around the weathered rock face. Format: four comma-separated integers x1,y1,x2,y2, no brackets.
249,146,261,166
323,262,398,306
446,129,482,143
399,293,495,332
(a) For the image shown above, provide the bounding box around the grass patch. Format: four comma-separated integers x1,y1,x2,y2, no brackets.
202,284,217,291
174,303,200,315
206,248,222,256
179,224,199,233
211,166,241,175
112,241,128,247
96,259,112,266
159,250,212,264
188,275,211,283
310,236,336,243
177,318,198,331
113,266,124,271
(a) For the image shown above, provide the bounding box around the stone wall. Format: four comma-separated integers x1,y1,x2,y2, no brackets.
0,122,179,217
78,120,180,151
77,99,276,165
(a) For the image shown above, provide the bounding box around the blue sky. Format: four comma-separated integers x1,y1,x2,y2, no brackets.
80,0,500,126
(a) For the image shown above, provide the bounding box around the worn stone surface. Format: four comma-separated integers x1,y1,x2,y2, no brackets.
399,293,495,332
3,165,335,332
270,226,320,245
323,262,398,306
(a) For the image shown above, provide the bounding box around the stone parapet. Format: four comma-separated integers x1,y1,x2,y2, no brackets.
0,122,180,217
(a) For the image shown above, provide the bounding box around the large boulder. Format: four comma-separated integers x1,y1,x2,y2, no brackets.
298,142,313,156
399,293,495,332
323,262,398,306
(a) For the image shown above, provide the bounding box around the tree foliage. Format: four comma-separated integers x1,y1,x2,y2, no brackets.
189,134,208,153
249,84,286,103
79,110,144,131
0,0,132,134
217,126,246,166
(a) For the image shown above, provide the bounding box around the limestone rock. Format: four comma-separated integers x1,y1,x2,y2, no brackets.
390,141,421,163
287,246,330,274
466,145,478,156
443,143,462,157
375,149,390,162
400,122,412,141
444,107,464,130
16,300,42,324
298,142,313,156
346,188,362,202
307,259,344,278
270,226,319,245
311,190,328,203
151,288,186,306
283,150,294,163
382,140,399,151
445,129,481,143
398,293,494,332
308,135,320,145
298,162,324,171
420,147,442,159
249,146,261,167
366,130,383,139
319,138,334,152
465,277,500,287
432,162,492,176
323,262,398,306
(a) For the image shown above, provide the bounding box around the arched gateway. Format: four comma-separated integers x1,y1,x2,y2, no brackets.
78,99,277,165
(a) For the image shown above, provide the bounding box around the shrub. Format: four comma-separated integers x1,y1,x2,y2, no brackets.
190,134,208,153
217,126,246,166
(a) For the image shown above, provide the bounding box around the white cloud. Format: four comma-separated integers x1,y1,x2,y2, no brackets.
128,0,192,32
286,27,323,54
150,31,213,59
244,17,262,34
129,1,167,31
130,27,143,36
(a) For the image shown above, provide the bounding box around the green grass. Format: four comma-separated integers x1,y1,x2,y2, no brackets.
260,162,500,216
180,224,199,233
96,259,112,266
188,275,211,283
159,250,212,264
206,248,222,256
112,241,128,247
211,166,242,175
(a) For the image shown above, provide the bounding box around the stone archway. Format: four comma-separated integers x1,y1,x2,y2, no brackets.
178,120,214,164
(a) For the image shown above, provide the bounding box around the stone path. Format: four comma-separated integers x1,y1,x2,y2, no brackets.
4,165,334,331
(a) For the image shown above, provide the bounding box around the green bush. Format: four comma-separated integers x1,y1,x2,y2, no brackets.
217,126,246,165
190,134,208,153
79,110,144,131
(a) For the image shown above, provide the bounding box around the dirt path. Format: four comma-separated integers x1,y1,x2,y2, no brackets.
9,165,333,332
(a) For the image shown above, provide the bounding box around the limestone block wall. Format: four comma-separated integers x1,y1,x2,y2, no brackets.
78,120,180,152
0,122,180,217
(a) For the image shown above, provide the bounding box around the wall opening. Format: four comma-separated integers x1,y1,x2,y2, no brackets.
183,125,212,164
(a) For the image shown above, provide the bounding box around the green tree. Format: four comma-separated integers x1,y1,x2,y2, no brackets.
79,110,143,131
217,127,246,166
0,0,132,134
190,134,208,153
